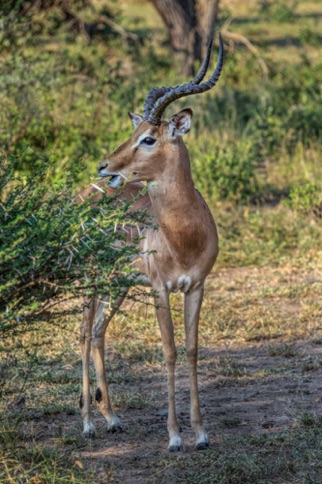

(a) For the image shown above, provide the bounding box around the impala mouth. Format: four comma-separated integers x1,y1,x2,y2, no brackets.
107,175,121,188
99,169,122,188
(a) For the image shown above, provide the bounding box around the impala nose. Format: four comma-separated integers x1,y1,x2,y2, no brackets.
98,161,107,175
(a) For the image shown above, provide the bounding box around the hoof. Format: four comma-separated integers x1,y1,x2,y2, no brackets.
84,430,96,439
196,440,210,450
83,422,96,439
107,415,123,434
168,444,183,452
107,423,123,434
168,436,183,452
196,433,210,450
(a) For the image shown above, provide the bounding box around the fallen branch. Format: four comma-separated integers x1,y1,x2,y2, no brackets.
62,7,140,42
222,28,269,77
99,15,140,42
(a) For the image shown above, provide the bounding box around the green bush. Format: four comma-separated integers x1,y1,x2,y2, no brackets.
251,106,284,156
0,0,117,46
287,105,322,142
0,48,124,175
0,155,150,341
288,182,322,215
192,140,259,202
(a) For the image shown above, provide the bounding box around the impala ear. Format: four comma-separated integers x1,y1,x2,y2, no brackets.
128,112,143,128
168,109,193,137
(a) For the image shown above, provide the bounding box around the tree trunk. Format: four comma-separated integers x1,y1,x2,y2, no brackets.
196,0,221,57
150,0,220,75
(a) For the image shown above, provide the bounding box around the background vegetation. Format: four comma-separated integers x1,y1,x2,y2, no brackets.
1,0,322,482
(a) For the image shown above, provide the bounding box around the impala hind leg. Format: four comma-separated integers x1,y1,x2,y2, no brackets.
184,285,209,450
80,298,96,437
91,295,126,433
155,290,182,451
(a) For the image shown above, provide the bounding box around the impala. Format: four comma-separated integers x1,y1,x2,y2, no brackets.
79,33,224,451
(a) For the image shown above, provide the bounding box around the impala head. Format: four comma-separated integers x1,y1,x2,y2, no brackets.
98,33,224,187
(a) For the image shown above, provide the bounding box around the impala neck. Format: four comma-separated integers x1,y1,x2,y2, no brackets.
148,140,205,255
148,139,196,206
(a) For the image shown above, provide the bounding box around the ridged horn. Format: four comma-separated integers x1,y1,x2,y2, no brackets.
147,32,224,126
191,36,214,85
143,35,214,120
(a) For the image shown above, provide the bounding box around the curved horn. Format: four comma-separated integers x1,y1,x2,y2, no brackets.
143,86,171,120
147,32,224,126
191,36,214,85
143,35,214,120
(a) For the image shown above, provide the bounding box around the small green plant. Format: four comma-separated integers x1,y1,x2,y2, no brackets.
288,182,322,215
112,390,150,410
216,356,246,377
267,343,299,358
300,412,316,427
259,1,297,23
220,417,242,428
286,105,322,143
299,27,321,47
252,106,284,156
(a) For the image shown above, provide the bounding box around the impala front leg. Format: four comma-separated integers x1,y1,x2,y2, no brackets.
80,298,96,437
155,289,182,451
91,296,125,433
184,284,209,450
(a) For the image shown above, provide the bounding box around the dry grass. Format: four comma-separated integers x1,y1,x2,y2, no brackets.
2,261,322,482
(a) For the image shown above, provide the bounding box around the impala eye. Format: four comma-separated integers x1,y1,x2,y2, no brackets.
141,137,156,146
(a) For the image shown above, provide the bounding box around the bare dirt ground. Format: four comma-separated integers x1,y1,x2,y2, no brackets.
14,264,322,483
32,340,322,482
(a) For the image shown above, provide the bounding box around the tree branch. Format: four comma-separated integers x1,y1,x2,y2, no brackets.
222,27,269,77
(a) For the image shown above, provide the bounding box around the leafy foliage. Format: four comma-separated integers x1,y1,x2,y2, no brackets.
289,182,322,215
192,139,258,201
1,0,322,205
0,156,150,339
259,0,297,23
0,0,117,46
